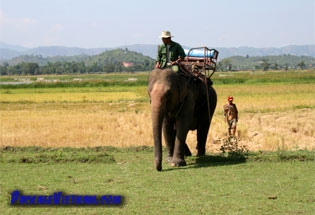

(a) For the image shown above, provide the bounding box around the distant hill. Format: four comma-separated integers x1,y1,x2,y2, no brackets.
219,55,315,71
1,47,314,75
0,42,314,60
0,48,156,75
0,49,22,60
122,45,315,60
25,46,110,57
118,44,158,60
0,42,111,60
216,45,315,60
5,48,155,67
0,42,28,52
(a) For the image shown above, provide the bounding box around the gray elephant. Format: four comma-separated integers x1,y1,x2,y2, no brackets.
148,67,217,171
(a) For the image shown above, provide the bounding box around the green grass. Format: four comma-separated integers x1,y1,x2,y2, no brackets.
0,85,145,94
1,70,315,89
0,72,150,89
0,147,314,215
0,146,115,164
213,70,315,85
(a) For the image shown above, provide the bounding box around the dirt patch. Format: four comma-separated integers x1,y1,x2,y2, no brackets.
197,108,315,154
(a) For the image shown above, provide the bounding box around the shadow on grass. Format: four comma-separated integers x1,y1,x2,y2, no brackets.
187,149,315,169
191,153,247,168
161,153,247,171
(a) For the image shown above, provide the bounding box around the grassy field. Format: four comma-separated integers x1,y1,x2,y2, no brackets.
0,147,315,215
1,70,315,214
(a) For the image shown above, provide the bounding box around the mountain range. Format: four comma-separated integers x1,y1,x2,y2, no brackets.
0,42,314,60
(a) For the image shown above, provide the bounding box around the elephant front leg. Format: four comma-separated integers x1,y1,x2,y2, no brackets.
171,135,187,167
163,117,175,162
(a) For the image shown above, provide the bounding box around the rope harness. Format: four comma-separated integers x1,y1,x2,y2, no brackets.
177,63,213,120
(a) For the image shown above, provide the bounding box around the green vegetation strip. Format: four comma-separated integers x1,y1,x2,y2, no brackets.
1,71,315,89
0,146,115,164
1,146,314,164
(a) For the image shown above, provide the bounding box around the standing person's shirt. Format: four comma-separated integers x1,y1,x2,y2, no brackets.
224,103,238,121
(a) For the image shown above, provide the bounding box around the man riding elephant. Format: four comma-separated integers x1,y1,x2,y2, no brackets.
155,31,186,69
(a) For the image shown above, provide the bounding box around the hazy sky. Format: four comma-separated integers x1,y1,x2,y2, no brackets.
0,0,314,48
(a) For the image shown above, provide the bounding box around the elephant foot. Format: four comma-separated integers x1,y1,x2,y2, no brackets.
197,152,206,157
171,158,186,167
156,164,162,171
197,148,206,157
155,159,162,171
166,155,172,163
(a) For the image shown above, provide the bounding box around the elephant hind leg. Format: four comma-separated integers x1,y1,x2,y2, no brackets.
184,143,192,156
196,125,210,156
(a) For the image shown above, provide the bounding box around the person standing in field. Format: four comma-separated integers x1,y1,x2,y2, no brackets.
155,31,186,69
224,96,238,136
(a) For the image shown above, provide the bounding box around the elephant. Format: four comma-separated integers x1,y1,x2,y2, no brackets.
148,67,217,171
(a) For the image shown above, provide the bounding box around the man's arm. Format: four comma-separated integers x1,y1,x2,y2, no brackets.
223,104,228,121
155,45,162,68
234,104,238,121
177,43,186,61
170,42,186,64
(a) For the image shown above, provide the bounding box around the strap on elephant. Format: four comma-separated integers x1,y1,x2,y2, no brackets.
177,62,213,121
178,47,219,121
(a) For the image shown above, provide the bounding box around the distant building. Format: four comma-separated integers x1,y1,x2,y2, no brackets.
122,62,134,68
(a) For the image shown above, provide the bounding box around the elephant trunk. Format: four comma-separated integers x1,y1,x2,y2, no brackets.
150,84,167,171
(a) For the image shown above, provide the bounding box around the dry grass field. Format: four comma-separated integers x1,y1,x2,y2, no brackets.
1,74,315,154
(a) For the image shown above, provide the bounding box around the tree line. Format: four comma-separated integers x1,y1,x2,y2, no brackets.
0,49,156,75
0,61,155,76
1,49,314,75
217,55,315,71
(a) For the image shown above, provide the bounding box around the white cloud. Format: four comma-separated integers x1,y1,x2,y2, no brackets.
89,21,97,28
49,24,64,33
0,9,39,46
0,10,38,29
20,17,38,25
0,9,66,47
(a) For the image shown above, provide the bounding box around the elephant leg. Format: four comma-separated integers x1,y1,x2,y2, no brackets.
184,142,192,156
171,138,187,167
196,124,210,156
196,86,216,156
171,119,189,167
163,117,175,162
